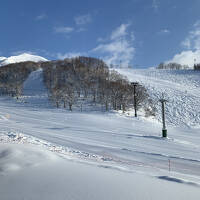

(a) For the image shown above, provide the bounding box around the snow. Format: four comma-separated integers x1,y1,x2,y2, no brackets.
116,68,200,127
1,137,200,200
0,56,6,61
0,53,47,66
22,68,49,107
1,68,200,199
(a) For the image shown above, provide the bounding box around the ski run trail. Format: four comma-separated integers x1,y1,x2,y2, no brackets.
1,68,200,200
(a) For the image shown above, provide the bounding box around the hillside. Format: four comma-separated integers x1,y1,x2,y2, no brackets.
0,56,6,61
0,57,152,114
22,68,49,107
116,68,200,127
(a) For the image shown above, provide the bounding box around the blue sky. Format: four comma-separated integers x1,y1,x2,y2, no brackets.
1,0,200,68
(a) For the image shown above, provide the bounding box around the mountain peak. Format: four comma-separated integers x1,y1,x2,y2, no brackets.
0,53,48,66
0,56,7,61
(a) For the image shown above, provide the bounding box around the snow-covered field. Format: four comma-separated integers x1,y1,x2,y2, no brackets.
1,68,200,199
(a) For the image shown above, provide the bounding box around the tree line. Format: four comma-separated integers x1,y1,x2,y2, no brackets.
194,64,200,70
0,56,155,116
0,61,39,98
157,62,200,70
157,62,189,70
41,57,153,114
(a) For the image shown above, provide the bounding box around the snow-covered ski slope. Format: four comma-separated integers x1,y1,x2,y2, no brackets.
1,68,200,199
22,68,49,107
116,68,200,127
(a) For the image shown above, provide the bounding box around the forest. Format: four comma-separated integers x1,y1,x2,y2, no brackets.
0,57,155,115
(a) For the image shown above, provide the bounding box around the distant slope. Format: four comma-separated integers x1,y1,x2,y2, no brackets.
0,53,47,66
116,68,200,127
23,68,49,107
0,57,6,61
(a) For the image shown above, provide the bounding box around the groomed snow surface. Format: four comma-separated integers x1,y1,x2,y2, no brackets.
1,68,200,199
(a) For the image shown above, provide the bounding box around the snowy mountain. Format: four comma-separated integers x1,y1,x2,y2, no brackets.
0,53,47,66
0,56,6,61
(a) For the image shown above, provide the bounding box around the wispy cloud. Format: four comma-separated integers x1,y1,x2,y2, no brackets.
36,14,47,21
181,20,200,50
57,52,86,59
158,29,171,35
167,20,200,67
74,14,92,25
97,37,106,43
11,50,37,56
181,38,191,49
76,27,87,32
152,0,159,11
92,23,135,67
54,26,74,34
110,24,129,40
54,13,92,37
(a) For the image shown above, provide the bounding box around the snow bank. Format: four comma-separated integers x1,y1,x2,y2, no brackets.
0,144,57,174
0,142,200,200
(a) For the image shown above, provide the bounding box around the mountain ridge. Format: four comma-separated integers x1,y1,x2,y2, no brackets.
0,53,48,66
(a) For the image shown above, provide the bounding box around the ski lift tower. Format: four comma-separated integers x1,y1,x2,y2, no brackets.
131,82,139,117
159,98,168,138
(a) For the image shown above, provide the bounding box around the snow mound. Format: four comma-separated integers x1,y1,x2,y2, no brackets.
0,144,57,174
0,53,47,66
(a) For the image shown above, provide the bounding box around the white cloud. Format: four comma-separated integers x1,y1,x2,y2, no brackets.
159,29,170,34
93,24,135,67
181,38,191,49
111,24,130,40
182,21,200,50
97,37,106,43
12,50,37,56
167,20,200,68
152,0,159,11
57,52,85,59
54,13,92,36
36,14,47,21
166,50,200,68
54,26,74,34
74,14,92,25
76,27,86,32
